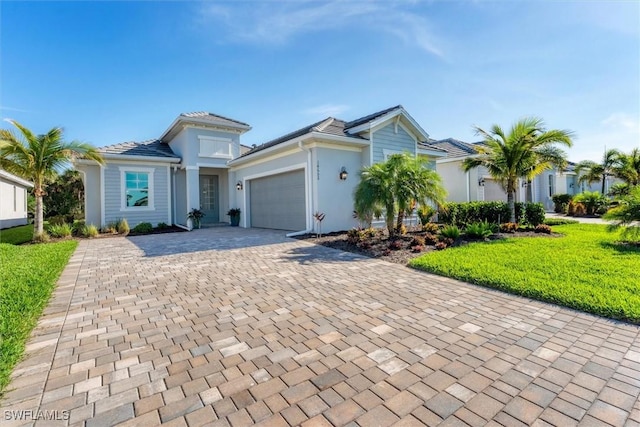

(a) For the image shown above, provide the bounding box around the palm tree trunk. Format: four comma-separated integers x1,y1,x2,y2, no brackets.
35,192,44,236
601,175,606,194
395,211,405,235
507,191,516,223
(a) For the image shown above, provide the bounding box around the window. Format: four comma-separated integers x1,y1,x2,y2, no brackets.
199,136,232,158
548,174,555,197
13,186,17,211
120,168,155,210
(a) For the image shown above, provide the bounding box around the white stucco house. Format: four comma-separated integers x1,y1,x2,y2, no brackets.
424,138,588,211
0,169,32,229
75,106,446,234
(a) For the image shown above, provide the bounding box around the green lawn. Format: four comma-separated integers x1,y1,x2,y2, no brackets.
0,224,34,245
0,240,77,396
409,224,640,323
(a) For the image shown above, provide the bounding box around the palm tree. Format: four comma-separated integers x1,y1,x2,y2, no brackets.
463,117,574,222
0,120,103,239
613,148,640,187
574,148,623,194
354,153,446,236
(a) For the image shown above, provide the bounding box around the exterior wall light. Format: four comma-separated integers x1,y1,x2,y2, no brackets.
339,167,348,181
236,181,243,191
478,177,485,186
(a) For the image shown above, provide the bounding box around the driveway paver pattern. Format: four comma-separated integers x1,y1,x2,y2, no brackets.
2,227,640,426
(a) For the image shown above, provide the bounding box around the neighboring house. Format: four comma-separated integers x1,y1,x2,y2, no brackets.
0,169,33,229
75,106,445,234
424,138,583,211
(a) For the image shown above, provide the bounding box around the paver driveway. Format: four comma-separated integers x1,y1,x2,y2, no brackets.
3,227,640,427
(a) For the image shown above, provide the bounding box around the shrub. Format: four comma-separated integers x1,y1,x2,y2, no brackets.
551,194,573,213
439,201,525,226
608,183,630,199
116,218,130,235
544,218,579,226
47,215,68,226
72,220,85,236
156,222,169,230
567,201,587,216
411,236,426,247
440,225,461,240
422,222,439,233
388,240,403,250
465,221,493,239
535,224,552,234
33,232,50,243
574,191,607,215
132,222,153,234
499,222,519,233
411,245,424,253
435,241,448,250
604,186,640,242
102,221,118,234
524,203,546,226
46,223,72,238
347,227,365,245
81,224,99,238
417,205,436,226
423,233,438,245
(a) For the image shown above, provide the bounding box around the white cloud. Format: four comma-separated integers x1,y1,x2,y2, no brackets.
304,103,350,117
196,1,443,57
570,112,640,162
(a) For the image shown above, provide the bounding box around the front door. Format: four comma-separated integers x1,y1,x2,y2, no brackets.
199,175,219,223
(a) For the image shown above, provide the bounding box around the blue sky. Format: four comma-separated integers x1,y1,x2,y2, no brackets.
1,1,638,162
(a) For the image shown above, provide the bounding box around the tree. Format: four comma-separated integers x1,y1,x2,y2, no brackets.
42,169,85,219
463,117,573,222
354,153,446,236
613,148,640,188
574,148,623,194
0,120,103,239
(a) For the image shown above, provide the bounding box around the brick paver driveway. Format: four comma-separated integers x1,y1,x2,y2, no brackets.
3,228,640,426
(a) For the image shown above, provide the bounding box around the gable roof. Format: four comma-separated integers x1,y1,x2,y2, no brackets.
240,117,363,158
160,111,251,142
98,139,180,161
422,138,480,158
179,112,251,128
344,105,403,130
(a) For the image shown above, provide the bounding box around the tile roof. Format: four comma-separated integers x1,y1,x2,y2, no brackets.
344,105,403,130
421,138,480,158
98,139,179,159
180,112,250,128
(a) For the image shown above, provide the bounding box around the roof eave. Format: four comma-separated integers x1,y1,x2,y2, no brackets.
346,107,430,141
160,117,252,142
0,170,33,187
97,153,181,163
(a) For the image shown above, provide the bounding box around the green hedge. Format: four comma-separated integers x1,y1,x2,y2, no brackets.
439,201,545,226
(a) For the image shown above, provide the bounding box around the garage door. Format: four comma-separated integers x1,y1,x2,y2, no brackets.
250,170,306,231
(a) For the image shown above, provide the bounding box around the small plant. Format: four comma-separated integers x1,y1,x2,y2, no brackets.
388,240,403,250
47,223,72,238
132,222,153,234
33,232,51,243
347,227,365,245
535,224,552,234
102,221,118,234
465,221,493,239
499,222,519,233
417,205,436,226
440,225,461,240
227,208,241,227
381,248,391,256
423,233,438,245
116,218,130,235
314,212,326,238
422,222,439,234
188,208,205,229
156,222,169,230
82,224,99,238
552,194,573,213
411,236,426,247
435,241,448,250
72,220,85,236
574,191,607,216
411,245,424,253
604,186,640,242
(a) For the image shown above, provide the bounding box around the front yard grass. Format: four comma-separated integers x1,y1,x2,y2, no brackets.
0,224,34,245
0,240,77,396
409,224,640,323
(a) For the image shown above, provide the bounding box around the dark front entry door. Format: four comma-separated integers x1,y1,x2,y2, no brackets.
199,175,219,223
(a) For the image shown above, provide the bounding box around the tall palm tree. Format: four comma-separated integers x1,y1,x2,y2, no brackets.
354,153,446,236
0,120,103,239
574,148,623,194
463,117,573,222
613,148,640,187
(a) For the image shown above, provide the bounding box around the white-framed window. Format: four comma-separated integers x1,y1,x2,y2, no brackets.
199,136,233,159
120,167,155,211
548,174,555,197
13,186,17,211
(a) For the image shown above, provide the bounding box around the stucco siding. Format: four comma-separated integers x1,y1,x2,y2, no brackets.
436,160,469,202
315,147,362,233
103,162,171,227
371,123,416,164
0,177,29,229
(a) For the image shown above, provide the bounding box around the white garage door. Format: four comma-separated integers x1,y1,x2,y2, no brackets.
250,170,306,231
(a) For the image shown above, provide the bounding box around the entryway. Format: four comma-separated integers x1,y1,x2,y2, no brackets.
199,175,219,223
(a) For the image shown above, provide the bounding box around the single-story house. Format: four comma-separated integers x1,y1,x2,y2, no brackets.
0,169,33,229
75,106,446,234
424,138,589,211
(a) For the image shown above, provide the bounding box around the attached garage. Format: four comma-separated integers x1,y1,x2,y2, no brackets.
250,169,306,231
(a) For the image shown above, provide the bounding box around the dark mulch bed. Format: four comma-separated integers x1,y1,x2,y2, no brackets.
294,227,560,265
127,225,186,237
